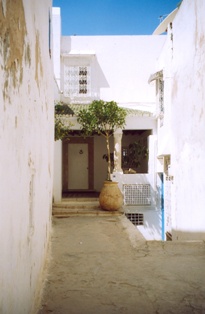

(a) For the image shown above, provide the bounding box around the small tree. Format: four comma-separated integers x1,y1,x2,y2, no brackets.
78,100,127,181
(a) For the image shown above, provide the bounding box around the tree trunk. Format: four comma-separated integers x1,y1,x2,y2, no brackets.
106,134,111,181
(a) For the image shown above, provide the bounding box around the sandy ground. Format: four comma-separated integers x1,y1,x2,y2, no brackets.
38,216,205,314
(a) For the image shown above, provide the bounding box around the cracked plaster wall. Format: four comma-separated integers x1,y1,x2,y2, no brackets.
0,0,54,313
171,0,205,240
158,0,205,240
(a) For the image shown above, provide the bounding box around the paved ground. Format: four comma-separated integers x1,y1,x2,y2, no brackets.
38,216,205,314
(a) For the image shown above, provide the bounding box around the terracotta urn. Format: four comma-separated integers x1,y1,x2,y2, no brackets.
99,181,123,211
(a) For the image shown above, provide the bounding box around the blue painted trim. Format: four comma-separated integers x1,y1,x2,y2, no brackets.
160,173,165,241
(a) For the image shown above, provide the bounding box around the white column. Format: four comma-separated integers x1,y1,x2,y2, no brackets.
113,129,123,173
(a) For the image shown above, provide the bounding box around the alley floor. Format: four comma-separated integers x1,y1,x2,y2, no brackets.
38,215,205,314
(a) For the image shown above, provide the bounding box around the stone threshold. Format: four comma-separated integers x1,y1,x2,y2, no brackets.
52,198,124,217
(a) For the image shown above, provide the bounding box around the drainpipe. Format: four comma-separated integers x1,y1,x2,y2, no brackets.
160,173,165,241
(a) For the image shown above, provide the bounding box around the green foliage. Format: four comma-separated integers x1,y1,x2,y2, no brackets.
55,103,74,115
55,117,70,141
77,100,127,180
77,100,127,137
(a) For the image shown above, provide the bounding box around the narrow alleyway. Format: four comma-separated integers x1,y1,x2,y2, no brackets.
38,216,205,314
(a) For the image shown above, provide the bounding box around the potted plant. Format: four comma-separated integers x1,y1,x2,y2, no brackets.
77,100,127,211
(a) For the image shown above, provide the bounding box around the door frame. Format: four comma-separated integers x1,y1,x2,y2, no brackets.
62,137,94,192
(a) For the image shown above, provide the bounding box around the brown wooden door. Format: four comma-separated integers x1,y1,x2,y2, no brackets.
62,137,94,191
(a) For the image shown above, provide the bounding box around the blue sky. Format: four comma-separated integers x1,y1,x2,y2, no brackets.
52,0,179,36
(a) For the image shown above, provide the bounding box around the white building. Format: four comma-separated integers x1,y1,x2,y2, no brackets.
53,0,205,242
0,1,54,313
154,0,205,241
1,1,204,312
52,8,167,240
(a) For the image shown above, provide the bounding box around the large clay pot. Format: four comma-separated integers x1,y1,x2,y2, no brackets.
99,181,123,211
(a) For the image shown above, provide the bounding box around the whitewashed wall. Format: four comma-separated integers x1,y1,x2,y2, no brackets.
61,35,166,110
171,0,205,240
156,22,174,157
52,7,61,96
52,7,62,203
0,1,54,313
158,0,205,240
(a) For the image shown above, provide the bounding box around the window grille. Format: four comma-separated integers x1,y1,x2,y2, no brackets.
125,213,144,226
123,184,151,205
79,66,88,94
64,65,90,97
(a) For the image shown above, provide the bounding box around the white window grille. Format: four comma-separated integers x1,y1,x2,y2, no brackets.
123,184,151,205
64,65,91,98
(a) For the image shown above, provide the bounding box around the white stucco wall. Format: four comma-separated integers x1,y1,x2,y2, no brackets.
156,35,174,156
60,35,166,110
0,1,54,313
171,0,205,240
52,7,61,96
158,0,205,240
53,140,62,202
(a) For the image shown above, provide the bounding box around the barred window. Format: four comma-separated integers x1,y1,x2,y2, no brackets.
123,184,151,205
64,65,90,98
125,213,144,226
79,67,88,94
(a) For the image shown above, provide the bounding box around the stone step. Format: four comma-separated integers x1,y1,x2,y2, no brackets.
52,198,124,217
